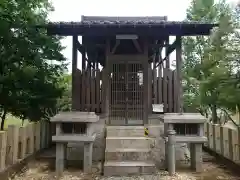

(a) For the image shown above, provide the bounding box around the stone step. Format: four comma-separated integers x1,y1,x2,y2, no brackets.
108,115,163,126
106,126,144,137
105,148,152,161
104,161,156,176
106,137,154,149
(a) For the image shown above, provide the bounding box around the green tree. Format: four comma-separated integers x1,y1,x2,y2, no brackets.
0,0,67,129
183,0,240,123
57,74,72,112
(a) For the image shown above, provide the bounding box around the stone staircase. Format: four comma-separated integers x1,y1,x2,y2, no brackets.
104,126,156,176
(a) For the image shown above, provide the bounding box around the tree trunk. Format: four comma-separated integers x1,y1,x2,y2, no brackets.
237,104,240,126
0,109,7,130
211,104,218,124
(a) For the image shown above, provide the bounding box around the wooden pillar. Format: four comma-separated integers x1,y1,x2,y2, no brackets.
104,39,110,124
148,63,152,112
82,36,86,70
143,39,149,125
72,35,78,110
163,36,170,112
165,36,170,69
158,62,162,104
153,53,157,104
176,36,183,113
166,36,170,112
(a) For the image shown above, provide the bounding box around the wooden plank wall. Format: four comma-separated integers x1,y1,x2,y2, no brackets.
75,66,178,113
0,121,51,172
204,123,240,165
76,69,102,113
151,66,177,113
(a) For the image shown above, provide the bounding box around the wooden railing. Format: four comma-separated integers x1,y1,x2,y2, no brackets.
151,68,177,113
204,123,240,163
0,121,51,172
73,67,178,114
74,69,102,112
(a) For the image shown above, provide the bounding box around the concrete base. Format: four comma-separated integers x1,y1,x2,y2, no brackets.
67,119,191,171
190,143,203,172
55,143,65,176
104,161,156,176
104,126,157,176
106,126,145,137
106,137,154,149
105,148,152,161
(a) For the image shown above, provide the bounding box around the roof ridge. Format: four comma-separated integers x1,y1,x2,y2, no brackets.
81,15,168,22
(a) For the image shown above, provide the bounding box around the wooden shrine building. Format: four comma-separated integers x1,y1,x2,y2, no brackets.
45,16,217,125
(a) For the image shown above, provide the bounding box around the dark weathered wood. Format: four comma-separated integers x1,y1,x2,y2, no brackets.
82,36,86,70
165,37,172,113
76,40,84,54
153,57,157,104
158,64,163,104
72,35,78,110
91,69,96,111
105,39,111,123
108,55,147,62
81,71,86,110
163,68,168,112
111,40,120,54
168,69,173,112
76,69,81,110
77,68,102,112
101,69,105,113
176,36,183,113
173,70,177,112
47,24,216,37
148,64,152,112
96,64,100,112
71,33,182,116
165,37,170,69
86,70,91,111
143,39,149,125
132,39,142,53
78,70,82,110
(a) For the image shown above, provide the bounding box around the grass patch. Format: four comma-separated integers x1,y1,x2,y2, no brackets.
0,114,29,129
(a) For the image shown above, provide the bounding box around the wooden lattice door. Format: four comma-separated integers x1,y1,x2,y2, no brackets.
109,61,144,125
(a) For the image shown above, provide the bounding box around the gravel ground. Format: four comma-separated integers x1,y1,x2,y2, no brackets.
10,157,240,180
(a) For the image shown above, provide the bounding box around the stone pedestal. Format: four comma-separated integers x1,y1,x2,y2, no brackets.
164,113,207,173
167,129,176,176
84,142,93,173
56,143,65,176
190,143,202,172
51,112,99,175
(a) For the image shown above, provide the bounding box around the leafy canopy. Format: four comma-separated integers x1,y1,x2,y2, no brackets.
183,0,240,123
0,0,68,129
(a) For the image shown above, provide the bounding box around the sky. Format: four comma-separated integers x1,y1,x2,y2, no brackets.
48,0,238,71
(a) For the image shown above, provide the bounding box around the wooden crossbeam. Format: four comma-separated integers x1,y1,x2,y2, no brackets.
111,40,120,54
132,39,142,53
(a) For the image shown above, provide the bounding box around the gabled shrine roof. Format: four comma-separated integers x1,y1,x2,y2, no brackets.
42,15,218,36
80,15,168,25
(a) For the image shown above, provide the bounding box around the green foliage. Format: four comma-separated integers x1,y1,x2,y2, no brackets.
183,0,240,123
57,74,72,112
0,0,67,129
